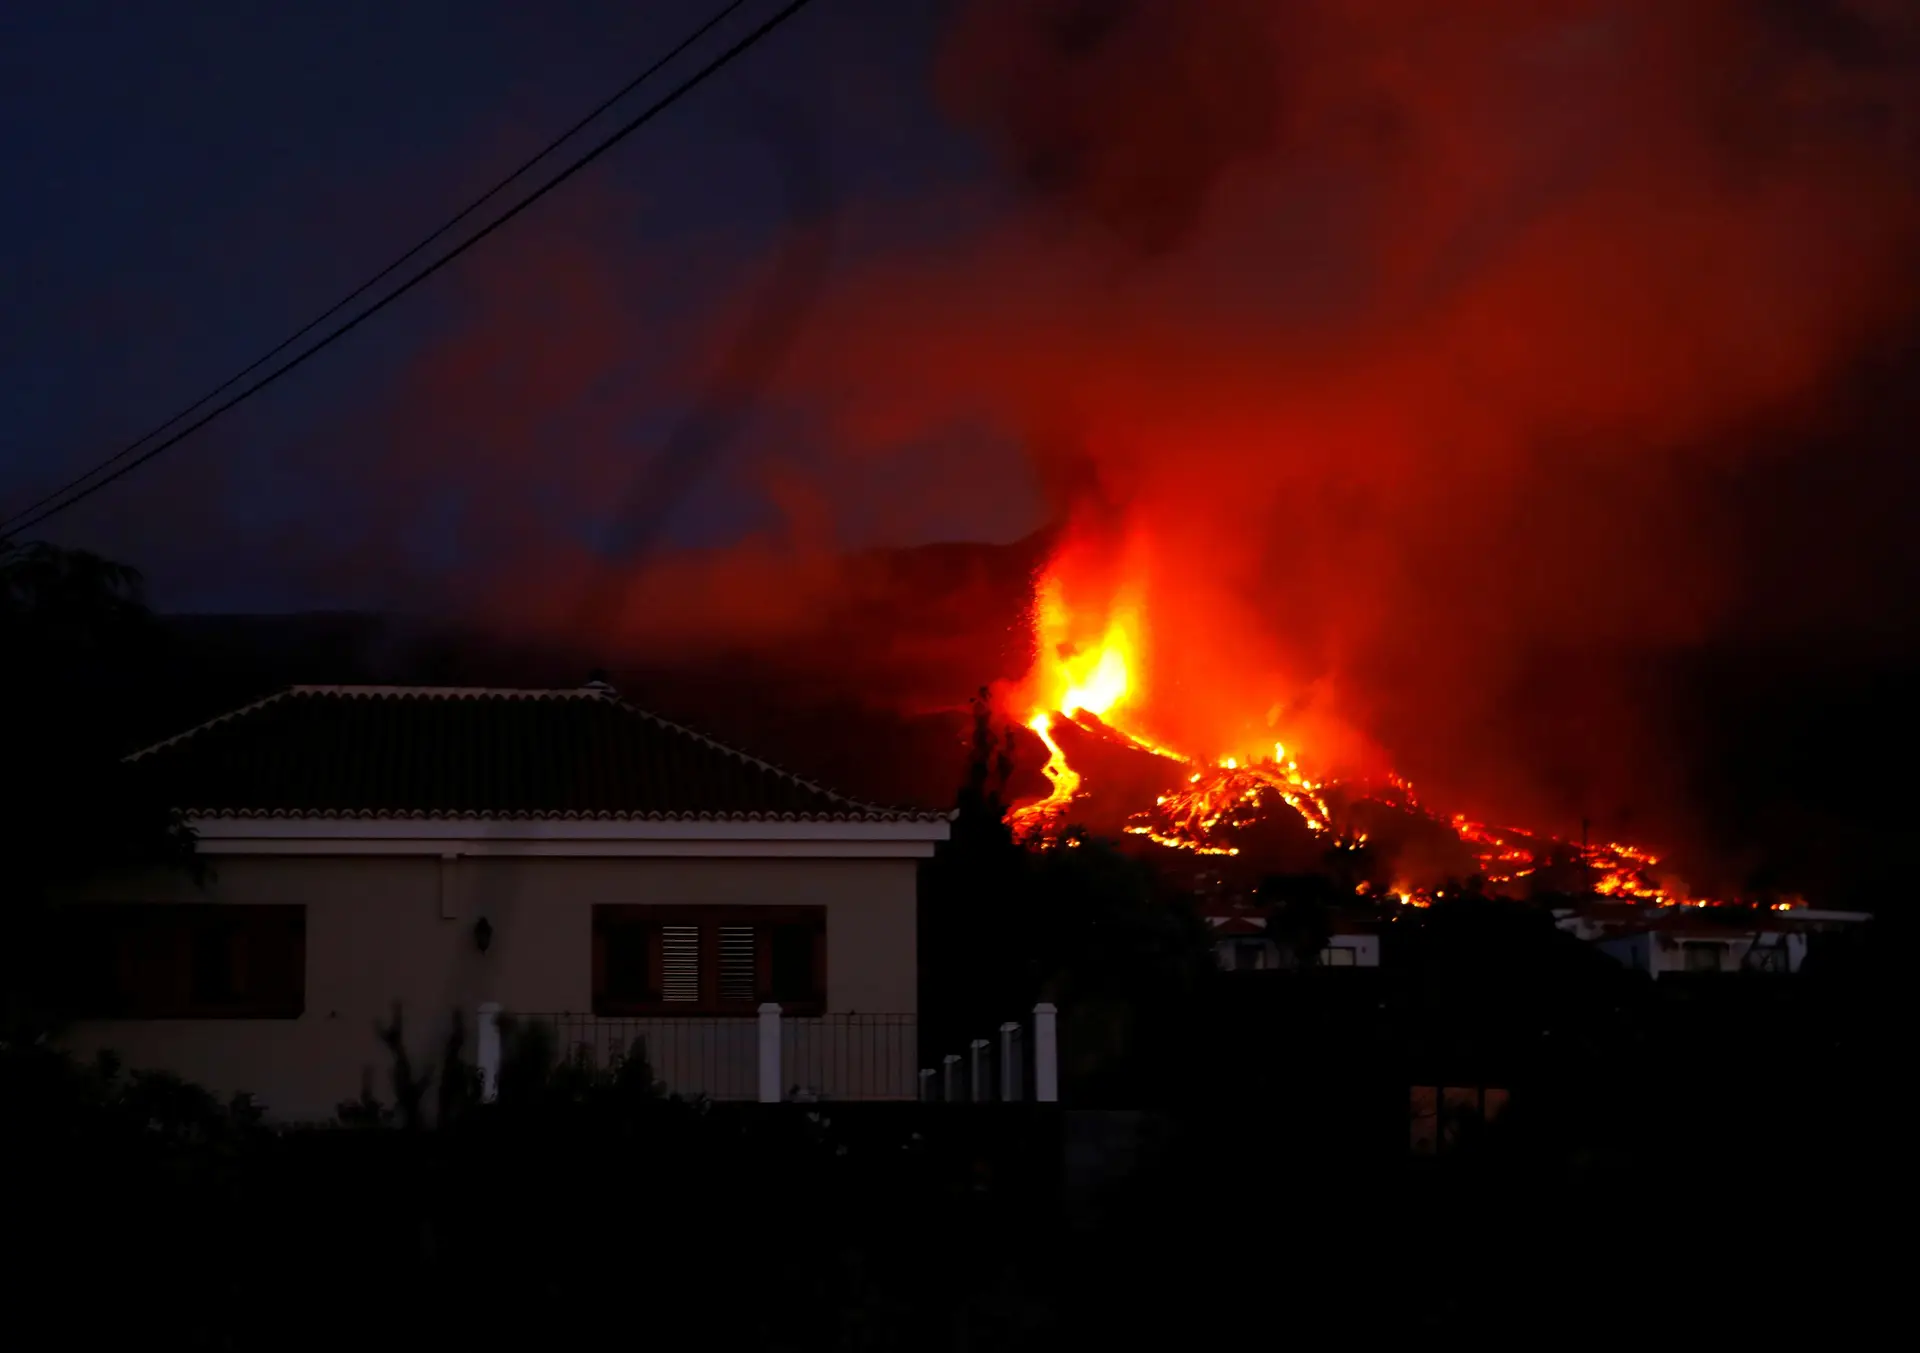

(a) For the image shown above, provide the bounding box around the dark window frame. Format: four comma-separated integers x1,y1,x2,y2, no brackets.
591,905,827,1017
63,903,306,1020
1683,941,1725,973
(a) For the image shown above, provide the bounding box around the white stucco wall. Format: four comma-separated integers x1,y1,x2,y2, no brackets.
60,852,919,1120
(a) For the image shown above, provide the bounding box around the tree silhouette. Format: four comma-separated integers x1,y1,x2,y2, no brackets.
1258,871,1338,968
1322,834,1377,899
2,538,199,1031
918,690,1211,1089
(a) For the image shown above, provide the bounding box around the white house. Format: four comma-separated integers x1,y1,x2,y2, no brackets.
1201,902,1381,970
1553,902,1872,979
58,683,955,1118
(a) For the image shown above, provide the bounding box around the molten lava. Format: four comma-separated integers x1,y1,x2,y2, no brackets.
1009,565,1187,837
1023,712,1080,829
1004,553,1754,909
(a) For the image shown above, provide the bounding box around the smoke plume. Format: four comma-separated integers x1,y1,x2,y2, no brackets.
669,0,1920,848
137,0,1918,878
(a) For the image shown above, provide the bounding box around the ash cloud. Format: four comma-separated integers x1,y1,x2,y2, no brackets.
706,0,1920,860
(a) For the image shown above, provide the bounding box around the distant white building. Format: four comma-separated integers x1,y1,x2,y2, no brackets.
1201,903,1381,970
1553,903,1871,979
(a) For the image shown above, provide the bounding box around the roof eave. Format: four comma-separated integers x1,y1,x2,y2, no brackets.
185,811,954,841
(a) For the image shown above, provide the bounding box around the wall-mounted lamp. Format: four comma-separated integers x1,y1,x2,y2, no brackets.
473,916,494,954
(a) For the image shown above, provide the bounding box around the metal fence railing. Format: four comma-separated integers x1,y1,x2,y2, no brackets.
782,1014,918,1101
531,1014,760,1100
499,1011,923,1102
479,1004,1059,1105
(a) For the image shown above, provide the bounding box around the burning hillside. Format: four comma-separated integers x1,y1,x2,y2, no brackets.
1001,535,1785,910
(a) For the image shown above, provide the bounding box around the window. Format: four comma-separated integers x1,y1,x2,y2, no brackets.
592,906,826,1016
1320,946,1357,967
1409,1086,1439,1155
62,904,305,1019
1684,942,1724,973
1411,1085,1513,1155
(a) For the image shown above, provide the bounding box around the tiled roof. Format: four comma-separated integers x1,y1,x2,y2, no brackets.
127,685,946,823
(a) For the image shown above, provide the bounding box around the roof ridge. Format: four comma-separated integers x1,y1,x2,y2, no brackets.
174,806,952,823
125,684,595,763
125,682,946,820
286,683,603,699
601,693,906,818
124,688,300,763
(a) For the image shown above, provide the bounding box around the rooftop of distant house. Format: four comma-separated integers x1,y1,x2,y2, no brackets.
1554,900,1873,938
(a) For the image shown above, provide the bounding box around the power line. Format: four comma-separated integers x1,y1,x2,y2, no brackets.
2,0,810,539
0,0,766,537
6,3,755,540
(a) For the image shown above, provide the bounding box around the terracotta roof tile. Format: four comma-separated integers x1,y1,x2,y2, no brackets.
128,685,946,823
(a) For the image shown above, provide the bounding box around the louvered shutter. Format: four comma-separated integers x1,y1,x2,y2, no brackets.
659,924,701,1003
591,906,827,1015
718,925,757,1005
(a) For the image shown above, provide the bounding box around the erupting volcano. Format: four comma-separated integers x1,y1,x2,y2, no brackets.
1002,536,1784,912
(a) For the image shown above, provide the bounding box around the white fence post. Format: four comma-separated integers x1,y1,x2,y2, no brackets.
969,1038,991,1102
757,1002,783,1103
942,1053,962,1102
999,1021,1022,1102
918,1068,937,1102
1033,1002,1059,1103
477,1001,503,1103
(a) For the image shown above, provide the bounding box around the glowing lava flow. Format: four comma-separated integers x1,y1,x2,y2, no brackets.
1020,712,1081,832
1006,572,1162,837
1120,744,1337,858
1002,559,1750,908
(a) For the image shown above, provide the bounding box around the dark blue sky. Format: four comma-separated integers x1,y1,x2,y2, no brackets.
1,0,1032,611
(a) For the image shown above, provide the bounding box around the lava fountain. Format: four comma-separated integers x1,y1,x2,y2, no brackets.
1002,543,1760,909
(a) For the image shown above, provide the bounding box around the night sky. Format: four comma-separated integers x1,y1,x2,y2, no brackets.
1,0,1033,610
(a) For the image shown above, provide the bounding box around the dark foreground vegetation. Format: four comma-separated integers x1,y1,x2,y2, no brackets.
7,914,1895,1352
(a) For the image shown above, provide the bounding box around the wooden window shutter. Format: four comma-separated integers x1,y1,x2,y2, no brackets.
644,923,663,1003
591,922,608,1010
718,925,757,1006
659,924,701,1003
766,914,826,1013
103,907,180,1016
146,909,193,1015
66,905,305,1019
246,906,306,1016
590,905,825,1016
